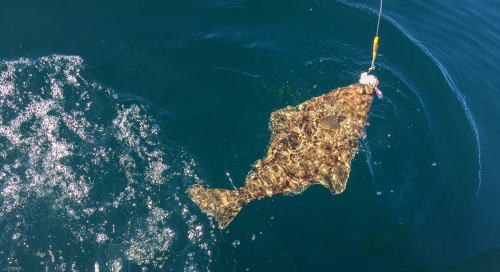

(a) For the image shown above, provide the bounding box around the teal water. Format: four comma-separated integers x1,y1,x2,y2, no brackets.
0,0,499,271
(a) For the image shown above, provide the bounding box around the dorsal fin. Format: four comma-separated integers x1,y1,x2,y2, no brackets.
269,105,298,136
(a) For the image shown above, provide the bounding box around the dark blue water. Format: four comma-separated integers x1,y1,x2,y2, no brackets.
0,0,499,271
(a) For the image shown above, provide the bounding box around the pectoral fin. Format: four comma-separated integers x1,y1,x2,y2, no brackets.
320,165,350,194
319,115,344,130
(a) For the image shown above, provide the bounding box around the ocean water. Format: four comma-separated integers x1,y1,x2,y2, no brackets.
0,0,499,271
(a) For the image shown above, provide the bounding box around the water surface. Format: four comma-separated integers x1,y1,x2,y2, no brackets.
0,0,499,271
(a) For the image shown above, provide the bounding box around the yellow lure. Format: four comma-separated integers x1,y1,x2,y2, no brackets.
372,36,379,59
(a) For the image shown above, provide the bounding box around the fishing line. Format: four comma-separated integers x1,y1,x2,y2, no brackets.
368,0,383,73
360,0,384,98
375,0,382,37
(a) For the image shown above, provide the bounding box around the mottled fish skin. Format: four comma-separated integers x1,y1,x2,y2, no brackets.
188,83,374,229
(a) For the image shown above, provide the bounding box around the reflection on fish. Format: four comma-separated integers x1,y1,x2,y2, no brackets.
188,83,375,229
360,221,414,254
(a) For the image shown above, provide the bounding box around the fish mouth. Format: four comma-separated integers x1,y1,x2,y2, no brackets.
343,83,373,113
361,84,374,95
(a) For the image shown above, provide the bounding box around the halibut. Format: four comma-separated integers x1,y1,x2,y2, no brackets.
188,82,375,229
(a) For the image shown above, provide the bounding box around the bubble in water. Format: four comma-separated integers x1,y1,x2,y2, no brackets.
232,240,241,247
96,233,109,243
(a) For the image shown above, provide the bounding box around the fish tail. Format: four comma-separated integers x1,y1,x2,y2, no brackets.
187,185,248,229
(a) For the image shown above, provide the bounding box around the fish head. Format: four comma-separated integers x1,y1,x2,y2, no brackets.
341,83,374,117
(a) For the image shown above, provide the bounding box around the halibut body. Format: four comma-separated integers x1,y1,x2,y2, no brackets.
188,82,374,229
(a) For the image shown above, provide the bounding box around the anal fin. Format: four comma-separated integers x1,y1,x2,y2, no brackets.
320,165,350,195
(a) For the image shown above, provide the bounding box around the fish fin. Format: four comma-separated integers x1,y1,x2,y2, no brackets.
283,183,310,196
320,165,350,194
187,185,247,229
319,115,346,130
269,106,297,135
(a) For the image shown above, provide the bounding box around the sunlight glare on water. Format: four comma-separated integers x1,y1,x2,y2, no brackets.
0,55,217,272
